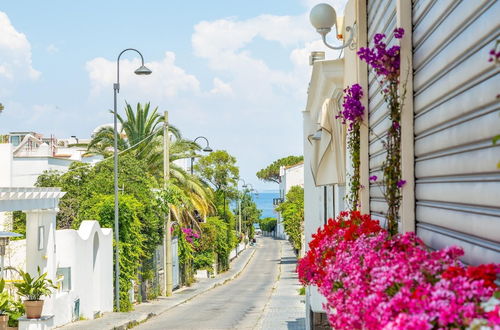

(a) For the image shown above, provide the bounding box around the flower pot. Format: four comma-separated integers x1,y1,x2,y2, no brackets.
0,315,8,330
23,300,43,319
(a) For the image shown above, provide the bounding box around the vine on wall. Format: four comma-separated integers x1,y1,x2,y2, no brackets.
358,28,407,236
337,84,365,211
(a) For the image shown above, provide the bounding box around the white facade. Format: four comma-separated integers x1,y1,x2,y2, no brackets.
0,188,113,328
302,1,499,329
276,163,305,240
1,132,102,188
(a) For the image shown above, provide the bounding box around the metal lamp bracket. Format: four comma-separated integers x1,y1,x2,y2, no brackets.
319,22,357,51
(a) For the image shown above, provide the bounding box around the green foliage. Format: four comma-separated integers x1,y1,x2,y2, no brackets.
11,211,26,240
193,222,217,272
0,279,10,315
256,155,303,184
234,192,261,237
195,150,239,191
174,226,195,286
13,268,57,301
6,299,24,327
202,217,236,272
36,155,163,279
276,186,304,251
79,195,144,312
347,122,361,210
259,217,277,233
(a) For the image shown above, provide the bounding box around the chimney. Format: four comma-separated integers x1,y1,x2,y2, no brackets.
309,51,325,65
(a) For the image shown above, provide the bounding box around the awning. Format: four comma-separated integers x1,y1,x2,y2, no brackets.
309,98,346,186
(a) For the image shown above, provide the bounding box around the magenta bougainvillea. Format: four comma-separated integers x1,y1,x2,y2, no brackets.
337,83,365,130
298,211,500,329
181,227,200,244
337,84,365,210
358,28,406,236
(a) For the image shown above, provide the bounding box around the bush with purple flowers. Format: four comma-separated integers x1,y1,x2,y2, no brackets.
337,84,365,210
358,28,407,236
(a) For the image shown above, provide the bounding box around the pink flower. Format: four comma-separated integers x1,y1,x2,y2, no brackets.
299,211,499,329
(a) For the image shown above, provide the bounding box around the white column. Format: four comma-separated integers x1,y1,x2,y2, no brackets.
25,209,57,279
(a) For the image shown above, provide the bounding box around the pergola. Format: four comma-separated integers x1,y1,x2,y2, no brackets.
0,187,65,277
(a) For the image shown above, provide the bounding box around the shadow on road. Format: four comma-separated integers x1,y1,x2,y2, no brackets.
287,318,306,330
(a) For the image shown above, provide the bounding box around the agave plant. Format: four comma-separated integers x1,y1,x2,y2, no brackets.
14,268,57,301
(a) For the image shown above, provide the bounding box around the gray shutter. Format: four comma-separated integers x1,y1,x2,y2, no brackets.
412,0,500,265
367,0,397,225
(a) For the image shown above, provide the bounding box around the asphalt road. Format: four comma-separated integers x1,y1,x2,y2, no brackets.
136,237,282,330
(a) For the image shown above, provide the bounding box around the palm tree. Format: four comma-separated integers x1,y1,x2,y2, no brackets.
87,102,216,228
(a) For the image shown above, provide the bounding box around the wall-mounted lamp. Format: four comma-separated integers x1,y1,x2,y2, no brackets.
310,3,356,50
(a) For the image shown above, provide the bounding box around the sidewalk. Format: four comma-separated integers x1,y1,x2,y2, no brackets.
58,246,256,330
257,241,306,330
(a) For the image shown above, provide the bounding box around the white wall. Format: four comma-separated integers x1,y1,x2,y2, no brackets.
54,221,113,325
4,217,113,327
11,157,72,187
0,144,13,187
283,164,304,194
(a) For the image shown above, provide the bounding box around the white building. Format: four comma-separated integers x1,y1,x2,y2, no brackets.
3,132,101,187
0,138,113,328
302,1,499,329
275,162,304,240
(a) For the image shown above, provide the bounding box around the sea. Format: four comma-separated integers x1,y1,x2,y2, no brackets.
251,190,279,219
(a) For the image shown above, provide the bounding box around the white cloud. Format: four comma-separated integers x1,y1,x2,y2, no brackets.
0,12,40,82
86,51,200,99
210,78,232,95
46,44,59,54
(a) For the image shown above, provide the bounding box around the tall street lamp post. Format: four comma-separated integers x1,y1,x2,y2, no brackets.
113,48,151,311
236,179,246,256
190,136,213,175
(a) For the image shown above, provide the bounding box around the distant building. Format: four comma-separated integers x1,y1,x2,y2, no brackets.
1,132,101,187
275,162,304,240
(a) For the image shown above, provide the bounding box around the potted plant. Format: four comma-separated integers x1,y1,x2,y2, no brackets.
13,268,56,319
0,279,11,330
6,299,24,330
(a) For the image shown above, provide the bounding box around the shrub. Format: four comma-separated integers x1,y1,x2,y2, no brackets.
298,211,499,329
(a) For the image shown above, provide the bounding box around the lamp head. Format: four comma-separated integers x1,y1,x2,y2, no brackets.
134,65,152,75
203,146,213,153
310,3,337,34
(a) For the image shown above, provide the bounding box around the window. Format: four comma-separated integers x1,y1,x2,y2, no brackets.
37,226,45,251
56,267,71,292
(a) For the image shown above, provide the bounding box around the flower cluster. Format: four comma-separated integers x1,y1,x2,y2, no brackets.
298,211,499,329
358,28,404,82
181,227,200,244
338,83,365,130
338,84,365,210
489,47,500,63
358,28,406,236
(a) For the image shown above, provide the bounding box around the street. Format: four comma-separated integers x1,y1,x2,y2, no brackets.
136,237,305,330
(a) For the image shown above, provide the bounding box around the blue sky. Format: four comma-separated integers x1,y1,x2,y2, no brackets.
0,0,344,191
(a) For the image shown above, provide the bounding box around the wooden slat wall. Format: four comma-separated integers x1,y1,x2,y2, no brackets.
412,0,500,265
367,0,397,225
